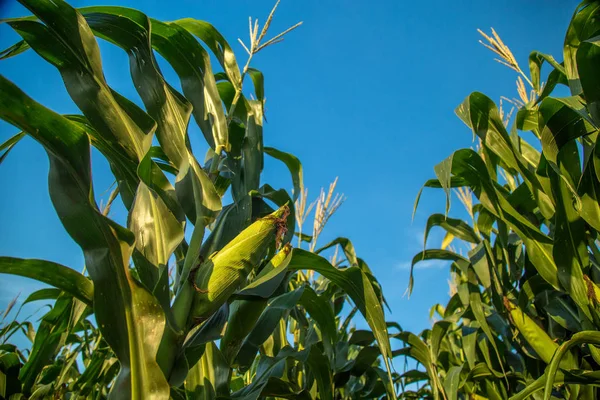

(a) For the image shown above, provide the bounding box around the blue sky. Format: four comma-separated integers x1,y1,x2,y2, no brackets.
0,0,575,340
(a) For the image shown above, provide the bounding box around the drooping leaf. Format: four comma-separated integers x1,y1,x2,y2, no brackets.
175,18,242,89
543,331,600,400
151,18,229,152
424,214,480,249
22,288,62,306
0,257,93,306
316,237,358,267
0,72,169,399
264,147,303,201
409,249,469,296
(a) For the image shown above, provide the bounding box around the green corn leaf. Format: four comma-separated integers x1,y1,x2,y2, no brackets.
6,5,164,211
397,331,442,399
246,67,265,102
264,147,304,201
549,142,592,321
174,18,242,89
424,214,480,249
461,328,478,370
236,287,305,370
299,286,337,360
400,369,430,384
22,288,62,306
0,258,93,306
413,177,470,220
543,331,600,400
231,347,308,400
349,330,376,346
468,242,492,290
0,131,25,165
81,7,222,229
288,249,397,400
516,107,539,132
65,114,140,209
430,320,451,364
0,72,169,399
528,51,565,92
440,149,562,290
510,369,600,400
185,341,230,400
80,7,191,166
0,39,31,60
306,343,334,400
237,244,292,298
219,246,292,365
537,65,570,105
146,19,227,153
443,364,464,400
220,297,268,365
455,92,554,218
316,237,359,267
579,151,600,232
199,195,253,263
545,296,583,332
243,100,264,193
169,304,229,386
564,1,600,95
7,8,153,162
539,96,592,168
578,35,600,125
409,249,470,296
254,345,333,400
259,377,312,399
230,358,287,400
467,270,506,378
18,293,86,394
128,182,184,269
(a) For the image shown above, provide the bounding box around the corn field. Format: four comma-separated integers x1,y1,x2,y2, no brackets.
0,1,395,398
1,0,600,399
400,1,600,399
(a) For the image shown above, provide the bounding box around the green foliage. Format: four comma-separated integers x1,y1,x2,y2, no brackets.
0,1,397,399
403,1,600,399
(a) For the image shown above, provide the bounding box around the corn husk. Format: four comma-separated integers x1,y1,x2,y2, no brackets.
188,205,289,324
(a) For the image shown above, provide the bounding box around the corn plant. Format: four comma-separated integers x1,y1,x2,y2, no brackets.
0,0,398,398
402,1,600,399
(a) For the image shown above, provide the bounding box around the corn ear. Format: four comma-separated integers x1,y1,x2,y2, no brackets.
504,297,557,364
504,297,576,368
188,205,289,324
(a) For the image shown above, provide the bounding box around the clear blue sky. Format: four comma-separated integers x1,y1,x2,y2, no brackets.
0,0,575,337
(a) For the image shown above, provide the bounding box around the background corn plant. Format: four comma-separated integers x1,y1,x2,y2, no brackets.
0,0,398,398
401,1,600,399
